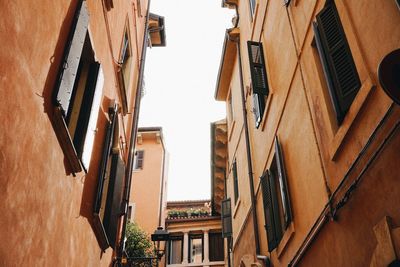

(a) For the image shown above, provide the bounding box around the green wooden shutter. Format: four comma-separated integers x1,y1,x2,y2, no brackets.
274,136,292,229
247,41,269,96
221,198,232,238
315,1,361,123
54,1,89,117
104,154,126,248
260,171,278,251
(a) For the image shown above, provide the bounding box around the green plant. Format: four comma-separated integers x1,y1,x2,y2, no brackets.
125,222,154,258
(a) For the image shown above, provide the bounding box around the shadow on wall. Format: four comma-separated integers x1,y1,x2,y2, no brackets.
41,0,79,176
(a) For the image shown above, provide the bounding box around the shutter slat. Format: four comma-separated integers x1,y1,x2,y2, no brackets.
55,1,90,117
274,136,292,229
316,2,361,123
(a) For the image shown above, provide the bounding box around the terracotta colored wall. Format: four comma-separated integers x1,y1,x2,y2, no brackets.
130,130,167,235
0,0,148,266
218,0,400,266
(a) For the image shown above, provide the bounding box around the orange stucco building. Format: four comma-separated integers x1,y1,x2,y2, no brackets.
129,127,169,235
0,0,165,266
214,0,400,266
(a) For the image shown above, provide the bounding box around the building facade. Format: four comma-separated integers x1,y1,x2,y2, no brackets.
0,0,165,266
165,200,227,267
215,0,400,266
129,127,169,236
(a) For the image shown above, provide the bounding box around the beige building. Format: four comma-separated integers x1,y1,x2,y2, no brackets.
214,0,400,266
165,200,227,267
0,0,165,266
129,127,169,235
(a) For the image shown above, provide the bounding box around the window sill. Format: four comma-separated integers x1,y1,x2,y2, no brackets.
328,77,375,160
53,106,82,173
275,222,295,259
260,93,274,132
233,198,241,219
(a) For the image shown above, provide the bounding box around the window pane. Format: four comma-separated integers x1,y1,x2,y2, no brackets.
169,239,182,264
190,237,203,263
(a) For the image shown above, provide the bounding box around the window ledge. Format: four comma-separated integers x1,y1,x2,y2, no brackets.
329,77,375,160
53,106,82,173
233,198,241,219
276,222,295,259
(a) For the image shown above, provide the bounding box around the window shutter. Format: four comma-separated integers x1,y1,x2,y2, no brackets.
260,171,278,251
94,106,117,215
274,136,292,229
221,198,232,238
315,1,361,123
247,41,269,96
103,154,126,248
232,161,239,204
55,1,89,117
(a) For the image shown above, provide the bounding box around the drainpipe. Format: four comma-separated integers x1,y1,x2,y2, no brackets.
229,30,261,257
118,0,151,258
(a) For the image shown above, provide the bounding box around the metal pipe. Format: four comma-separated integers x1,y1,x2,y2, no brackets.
118,0,151,257
233,31,261,255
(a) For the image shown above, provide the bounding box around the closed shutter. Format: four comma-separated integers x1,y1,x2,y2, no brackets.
247,41,269,96
274,136,292,228
54,1,89,117
232,161,239,204
315,1,361,123
103,154,126,248
221,198,232,238
209,233,224,261
260,171,278,251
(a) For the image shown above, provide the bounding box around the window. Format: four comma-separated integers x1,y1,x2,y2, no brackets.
249,0,256,17
232,161,239,204
168,235,183,264
189,234,203,263
221,198,233,238
228,93,234,124
117,28,132,114
127,203,135,222
134,150,144,169
247,41,269,128
260,136,292,252
312,0,361,124
53,1,103,173
209,232,224,262
93,105,126,250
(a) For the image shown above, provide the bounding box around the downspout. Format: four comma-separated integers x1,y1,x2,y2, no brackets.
158,136,166,227
230,31,261,256
118,0,151,258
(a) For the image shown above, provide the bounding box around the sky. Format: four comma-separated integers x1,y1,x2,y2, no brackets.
139,0,234,201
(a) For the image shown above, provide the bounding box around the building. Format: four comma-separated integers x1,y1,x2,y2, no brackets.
165,200,227,267
214,0,400,266
0,0,165,266
129,127,169,236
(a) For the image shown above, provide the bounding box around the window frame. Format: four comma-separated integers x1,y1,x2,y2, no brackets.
168,235,184,265
189,233,204,263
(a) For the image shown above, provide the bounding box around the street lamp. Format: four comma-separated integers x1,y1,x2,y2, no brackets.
151,226,170,263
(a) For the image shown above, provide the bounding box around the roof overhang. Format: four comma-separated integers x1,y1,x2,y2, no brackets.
214,28,239,101
148,13,166,47
221,0,239,8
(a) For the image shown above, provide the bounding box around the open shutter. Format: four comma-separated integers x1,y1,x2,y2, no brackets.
247,41,269,96
54,1,89,117
260,171,277,251
274,136,292,229
315,1,361,123
103,154,126,248
221,198,232,238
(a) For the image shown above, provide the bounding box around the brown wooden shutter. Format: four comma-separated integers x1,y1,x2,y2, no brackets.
209,232,224,261
274,136,292,228
315,1,361,123
260,171,279,251
54,1,89,117
221,198,232,238
247,41,269,96
103,153,126,248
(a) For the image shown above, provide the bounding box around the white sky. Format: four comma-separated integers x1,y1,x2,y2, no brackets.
139,0,234,201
